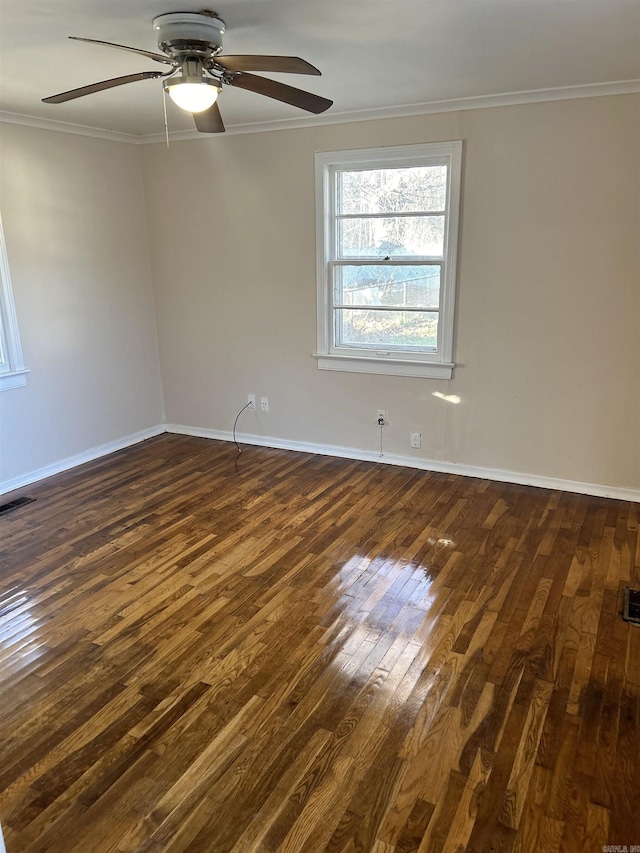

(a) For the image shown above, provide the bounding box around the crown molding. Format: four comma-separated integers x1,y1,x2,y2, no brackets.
0,110,139,144
137,79,640,143
2,80,639,145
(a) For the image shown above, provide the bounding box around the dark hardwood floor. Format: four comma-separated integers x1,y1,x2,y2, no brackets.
0,434,638,852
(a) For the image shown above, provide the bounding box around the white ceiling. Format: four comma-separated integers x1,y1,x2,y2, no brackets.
1,0,639,139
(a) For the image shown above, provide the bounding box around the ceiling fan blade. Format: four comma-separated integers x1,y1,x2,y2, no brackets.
216,55,320,76
193,102,225,133
69,36,173,65
42,71,164,104
230,73,332,114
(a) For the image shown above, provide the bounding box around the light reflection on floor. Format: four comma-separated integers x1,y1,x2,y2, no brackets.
0,588,49,676
318,550,454,692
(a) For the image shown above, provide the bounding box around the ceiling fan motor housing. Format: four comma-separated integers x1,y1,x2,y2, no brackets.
153,12,225,58
42,11,332,131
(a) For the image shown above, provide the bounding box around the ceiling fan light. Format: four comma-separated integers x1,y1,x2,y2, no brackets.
166,79,220,113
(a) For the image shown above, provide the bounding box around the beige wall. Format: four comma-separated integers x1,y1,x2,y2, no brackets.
0,123,163,486
142,94,640,490
1,96,637,493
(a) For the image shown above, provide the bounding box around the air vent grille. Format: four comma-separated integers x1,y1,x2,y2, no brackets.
0,496,36,516
622,588,640,625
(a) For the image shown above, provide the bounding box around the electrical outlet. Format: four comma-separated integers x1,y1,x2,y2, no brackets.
377,409,387,425
247,394,256,410
410,432,421,449
260,397,270,412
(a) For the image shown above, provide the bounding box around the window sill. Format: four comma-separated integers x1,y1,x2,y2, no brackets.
313,354,454,379
0,368,29,391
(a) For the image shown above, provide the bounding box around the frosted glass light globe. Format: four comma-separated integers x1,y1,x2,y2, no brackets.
168,82,219,113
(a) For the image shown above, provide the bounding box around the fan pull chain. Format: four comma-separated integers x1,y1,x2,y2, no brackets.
162,87,170,148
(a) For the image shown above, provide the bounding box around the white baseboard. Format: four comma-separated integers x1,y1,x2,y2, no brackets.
2,421,638,503
0,425,165,496
166,423,640,503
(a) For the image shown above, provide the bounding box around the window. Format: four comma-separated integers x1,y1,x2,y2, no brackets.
0,213,28,390
315,142,462,378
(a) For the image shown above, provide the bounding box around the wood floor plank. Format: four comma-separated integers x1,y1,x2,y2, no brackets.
0,434,638,852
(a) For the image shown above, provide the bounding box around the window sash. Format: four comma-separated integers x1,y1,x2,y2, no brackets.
327,258,444,311
335,215,446,261
333,305,440,313
334,308,439,353
0,212,28,389
336,163,449,216
0,318,7,369
315,142,462,377
336,210,446,219
329,259,443,353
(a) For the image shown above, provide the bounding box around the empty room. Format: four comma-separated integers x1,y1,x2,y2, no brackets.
0,1,639,851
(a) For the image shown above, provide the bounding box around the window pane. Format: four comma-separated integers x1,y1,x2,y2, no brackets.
336,309,438,350
339,215,444,257
338,166,447,214
335,265,440,309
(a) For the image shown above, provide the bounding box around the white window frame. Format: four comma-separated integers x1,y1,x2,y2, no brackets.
0,213,28,391
314,141,462,379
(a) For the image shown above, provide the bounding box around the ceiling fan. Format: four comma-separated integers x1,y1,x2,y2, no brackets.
42,10,333,133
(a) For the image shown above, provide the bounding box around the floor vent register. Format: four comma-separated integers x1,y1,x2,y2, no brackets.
0,496,36,517
622,587,640,625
